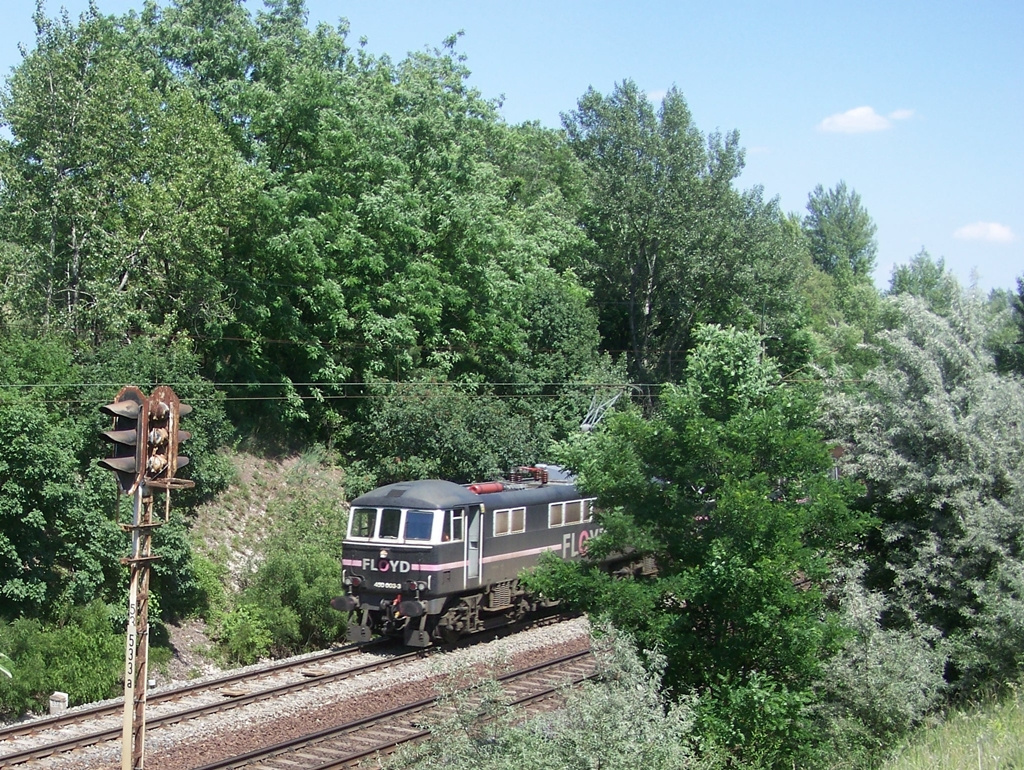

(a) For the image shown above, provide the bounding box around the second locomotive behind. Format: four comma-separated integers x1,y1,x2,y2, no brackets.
330,465,605,646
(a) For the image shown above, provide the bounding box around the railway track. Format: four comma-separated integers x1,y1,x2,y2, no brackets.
0,614,583,769
0,640,406,769
191,648,596,770
0,640,390,744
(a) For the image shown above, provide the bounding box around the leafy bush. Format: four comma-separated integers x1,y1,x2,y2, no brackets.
215,450,347,661
240,545,346,654
217,604,274,666
0,601,122,717
0,339,125,620
810,566,946,765
389,625,713,770
696,671,815,770
355,383,543,485
189,551,230,620
824,294,1024,695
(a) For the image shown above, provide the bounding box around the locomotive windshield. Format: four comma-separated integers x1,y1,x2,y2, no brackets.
379,507,402,538
350,507,375,538
347,506,443,542
404,510,434,540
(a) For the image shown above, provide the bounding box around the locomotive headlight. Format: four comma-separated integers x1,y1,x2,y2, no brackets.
405,580,427,592
379,549,389,558
345,575,363,588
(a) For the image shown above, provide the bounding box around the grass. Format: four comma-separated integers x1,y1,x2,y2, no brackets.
882,684,1024,770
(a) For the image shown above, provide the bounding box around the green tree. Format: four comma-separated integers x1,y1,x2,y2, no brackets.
529,324,866,767
0,327,231,624
792,193,883,377
888,249,961,318
354,384,540,486
149,3,605,444
0,336,124,619
824,294,1024,694
564,81,808,385
4,0,608,457
0,4,256,344
803,181,877,284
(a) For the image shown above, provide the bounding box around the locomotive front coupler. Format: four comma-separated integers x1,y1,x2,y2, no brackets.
331,573,365,613
330,594,359,613
401,603,431,648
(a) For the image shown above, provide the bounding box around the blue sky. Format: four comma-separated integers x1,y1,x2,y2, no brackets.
2,0,1021,292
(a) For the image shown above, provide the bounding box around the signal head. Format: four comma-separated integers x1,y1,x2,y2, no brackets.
98,386,148,495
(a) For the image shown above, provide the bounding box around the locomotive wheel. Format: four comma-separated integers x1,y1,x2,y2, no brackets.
439,624,461,644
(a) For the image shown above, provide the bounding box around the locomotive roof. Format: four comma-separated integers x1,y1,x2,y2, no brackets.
351,479,483,510
480,482,582,509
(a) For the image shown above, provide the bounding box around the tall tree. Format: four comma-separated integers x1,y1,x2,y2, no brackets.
530,324,865,766
802,181,877,283
0,4,255,344
564,81,807,385
888,249,961,317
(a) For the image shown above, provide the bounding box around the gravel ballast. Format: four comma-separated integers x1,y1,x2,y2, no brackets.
27,617,591,770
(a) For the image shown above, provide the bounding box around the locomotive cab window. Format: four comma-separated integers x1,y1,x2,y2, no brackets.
379,507,402,539
404,510,435,541
444,508,465,542
349,507,375,538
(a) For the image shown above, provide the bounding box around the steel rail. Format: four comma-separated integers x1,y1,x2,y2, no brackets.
191,648,596,770
0,614,578,768
0,643,417,768
0,639,390,744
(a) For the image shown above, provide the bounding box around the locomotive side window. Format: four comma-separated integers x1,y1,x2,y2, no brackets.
549,498,596,528
549,502,564,527
513,507,525,532
379,507,402,539
350,507,375,538
445,508,465,542
584,499,595,521
494,506,526,536
405,510,435,541
565,500,583,524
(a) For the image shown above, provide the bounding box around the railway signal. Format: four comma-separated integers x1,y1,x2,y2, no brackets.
97,385,195,770
98,386,149,495
144,386,195,501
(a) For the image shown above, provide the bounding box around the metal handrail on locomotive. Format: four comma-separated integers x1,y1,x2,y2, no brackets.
330,465,601,647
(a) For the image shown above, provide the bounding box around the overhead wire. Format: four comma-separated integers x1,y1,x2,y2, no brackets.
0,380,660,405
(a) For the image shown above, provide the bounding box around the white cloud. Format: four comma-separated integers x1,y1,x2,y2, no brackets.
953,222,1016,243
817,105,912,133
818,106,889,133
